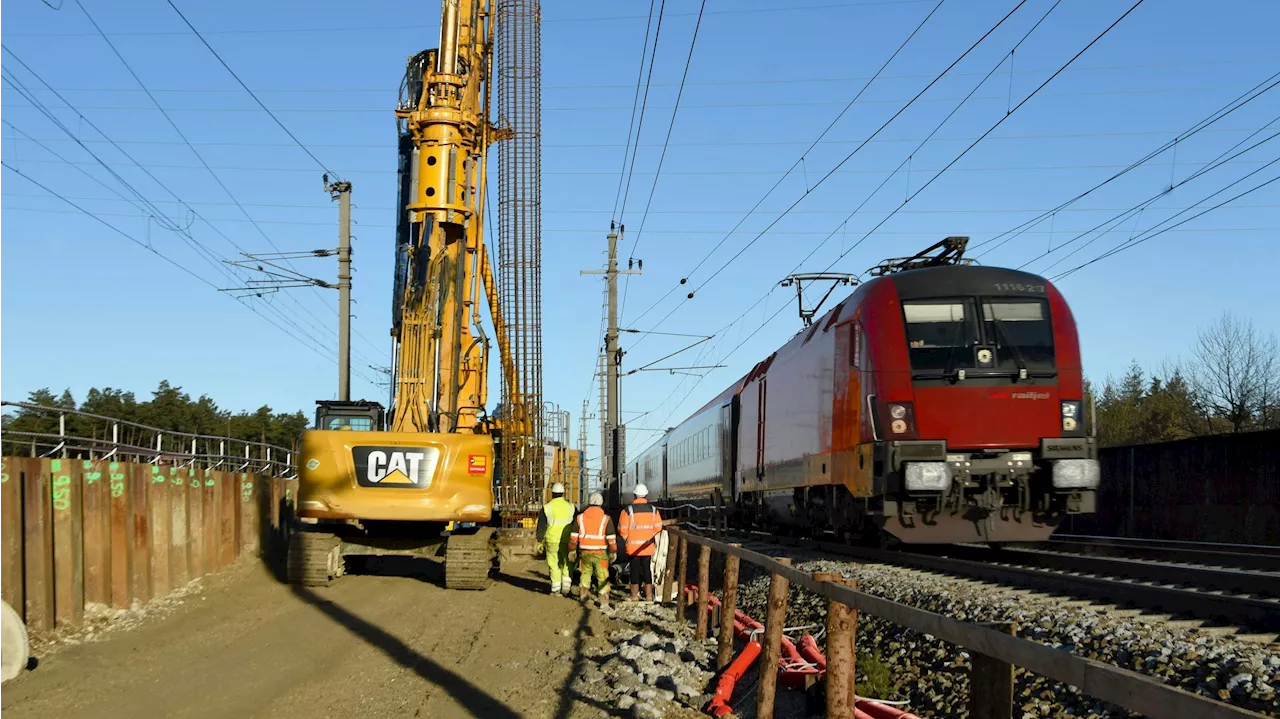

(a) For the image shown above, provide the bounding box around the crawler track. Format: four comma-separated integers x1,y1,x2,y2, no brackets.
445,527,495,590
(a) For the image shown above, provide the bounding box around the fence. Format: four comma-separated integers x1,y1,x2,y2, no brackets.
1065,429,1279,544
664,527,1265,719
1,402,299,632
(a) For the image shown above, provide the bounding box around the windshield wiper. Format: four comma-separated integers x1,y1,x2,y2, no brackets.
987,315,1029,380
940,318,968,382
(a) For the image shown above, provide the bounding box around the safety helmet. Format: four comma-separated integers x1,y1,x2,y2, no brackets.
634,483,649,498
589,492,604,506
550,482,565,495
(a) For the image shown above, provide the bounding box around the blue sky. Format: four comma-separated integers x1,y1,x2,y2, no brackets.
3,0,1278,468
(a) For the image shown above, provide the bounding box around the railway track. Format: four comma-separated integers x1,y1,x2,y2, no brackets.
698,527,1280,636
1041,534,1280,573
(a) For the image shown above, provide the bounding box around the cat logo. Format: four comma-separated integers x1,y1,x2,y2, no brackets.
351,446,440,488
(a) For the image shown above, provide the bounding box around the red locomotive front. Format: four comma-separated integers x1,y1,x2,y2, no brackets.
621,238,1099,545
850,251,1098,543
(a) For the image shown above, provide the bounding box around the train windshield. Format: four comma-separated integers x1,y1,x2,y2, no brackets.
903,301,978,371
903,298,1055,375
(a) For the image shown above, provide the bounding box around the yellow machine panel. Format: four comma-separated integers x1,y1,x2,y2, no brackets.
298,431,493,523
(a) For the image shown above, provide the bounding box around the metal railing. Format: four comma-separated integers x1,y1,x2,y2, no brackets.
1,401,296,478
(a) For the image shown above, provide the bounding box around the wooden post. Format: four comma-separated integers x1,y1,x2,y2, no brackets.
170,466,189,588
149,465,171,597
675,535,689,621
662,529,679,604
186,467,204,579
203,469,219,575
755,557,791,719
970,621,1015,719
695,543,712,640
717,547,741,669
219,471,237,567
816,572,855,719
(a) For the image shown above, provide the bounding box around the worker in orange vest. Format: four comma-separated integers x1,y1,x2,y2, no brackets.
618,483,663,602
568,491,617,608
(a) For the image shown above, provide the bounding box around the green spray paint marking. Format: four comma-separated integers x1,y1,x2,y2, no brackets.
52,460,72,512
241,477,254,503
205,478,216,487
1,458,9,484
83,460,102,484
170,467,183,486
152,466,166,484
190,478,200,489
109,462,126,499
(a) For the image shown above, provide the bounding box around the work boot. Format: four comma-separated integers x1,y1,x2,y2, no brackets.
579,586,589,602
561,582,572,597
599,591,611,610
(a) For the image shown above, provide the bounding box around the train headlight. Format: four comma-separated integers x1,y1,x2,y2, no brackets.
884,402,917,438
1061,401,1084,436
1052,459,1100,489
904,462,952,493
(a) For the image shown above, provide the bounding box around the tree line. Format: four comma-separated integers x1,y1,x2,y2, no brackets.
1,380,310,454
1090,312,1279,447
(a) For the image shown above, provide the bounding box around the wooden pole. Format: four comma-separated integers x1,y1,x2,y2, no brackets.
695,543,712,639
816,572,855,719
755,557,791,719
717,546,741,669
970,621,1015,719
675,535,689,622
662,529,679,604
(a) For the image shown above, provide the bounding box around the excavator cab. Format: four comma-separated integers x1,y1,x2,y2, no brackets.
314,400,386,432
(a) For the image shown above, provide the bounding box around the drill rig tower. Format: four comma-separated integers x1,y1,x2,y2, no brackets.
289,0,542,590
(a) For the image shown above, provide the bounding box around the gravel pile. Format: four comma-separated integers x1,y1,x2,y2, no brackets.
733,556,1280,718
567,601,718,718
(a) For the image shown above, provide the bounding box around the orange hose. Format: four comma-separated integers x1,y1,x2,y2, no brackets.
705,640,762,717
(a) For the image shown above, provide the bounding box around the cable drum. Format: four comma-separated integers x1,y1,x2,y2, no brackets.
1,600,29,682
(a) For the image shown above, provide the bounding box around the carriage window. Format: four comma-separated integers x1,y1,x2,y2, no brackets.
903,300,978,371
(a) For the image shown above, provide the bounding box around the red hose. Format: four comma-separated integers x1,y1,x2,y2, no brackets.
686,586,919,717
704,640,762,717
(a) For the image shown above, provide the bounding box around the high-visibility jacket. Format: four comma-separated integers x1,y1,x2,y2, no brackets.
569,506,617,553
537,497,576,545
618,498,663,557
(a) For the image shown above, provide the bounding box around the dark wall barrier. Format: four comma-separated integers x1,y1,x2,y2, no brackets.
0,457,296,632
1063,429,1279,544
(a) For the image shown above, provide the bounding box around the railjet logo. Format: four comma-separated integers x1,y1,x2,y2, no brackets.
352,446,440,488
1011,392,1051,400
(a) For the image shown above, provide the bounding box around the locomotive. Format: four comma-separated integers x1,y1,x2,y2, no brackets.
615,238,1099,545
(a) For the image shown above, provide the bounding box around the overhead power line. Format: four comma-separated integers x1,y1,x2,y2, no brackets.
620,0,709,318
621,0,951,337
610,0,662,222
159,0,338,179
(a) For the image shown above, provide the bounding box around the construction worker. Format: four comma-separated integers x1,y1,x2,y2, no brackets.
568,491,616,608
618,483,663,602
535,482,576,596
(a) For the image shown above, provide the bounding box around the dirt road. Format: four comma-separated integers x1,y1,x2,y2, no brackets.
2,555,626,719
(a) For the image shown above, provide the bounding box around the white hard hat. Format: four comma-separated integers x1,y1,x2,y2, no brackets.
634,483,649,498
589,492,604,506
550,482,565,494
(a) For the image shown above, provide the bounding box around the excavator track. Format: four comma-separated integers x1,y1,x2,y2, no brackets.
445,527,495,590
287,531,343,587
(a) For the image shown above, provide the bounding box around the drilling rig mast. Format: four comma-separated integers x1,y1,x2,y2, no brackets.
290,0,542,590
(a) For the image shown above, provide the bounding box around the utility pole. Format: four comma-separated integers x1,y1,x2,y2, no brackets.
579,399,589,506
327,176,353,402
581,223,641,505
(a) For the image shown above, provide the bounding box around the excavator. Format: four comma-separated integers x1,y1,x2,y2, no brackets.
287,0,526,590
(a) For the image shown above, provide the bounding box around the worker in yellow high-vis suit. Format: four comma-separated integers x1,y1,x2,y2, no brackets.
535,483,577,596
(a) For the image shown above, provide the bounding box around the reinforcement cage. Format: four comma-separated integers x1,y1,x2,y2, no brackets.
494,0,543,524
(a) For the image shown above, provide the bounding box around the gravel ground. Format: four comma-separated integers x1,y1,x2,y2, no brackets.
568,601,719,719
732,555,1280,718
